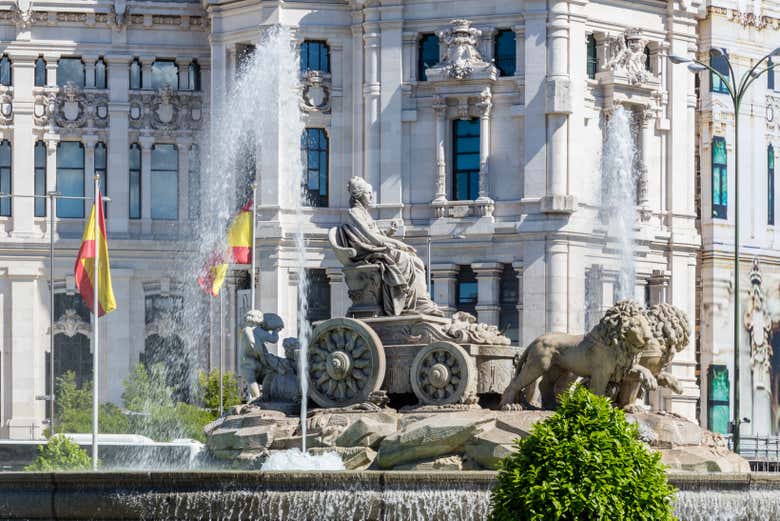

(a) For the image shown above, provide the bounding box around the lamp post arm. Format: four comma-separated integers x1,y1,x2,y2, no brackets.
739,63,776,99
691,58,738,101
736,53,774,96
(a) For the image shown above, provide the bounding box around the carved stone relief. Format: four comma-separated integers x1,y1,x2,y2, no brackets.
300,70,331,113
51,309,91,338
427,19,497,82
110,0,128,31
603,28,655,86
53,82,109,129
744,258,773,392
128,87,203,133
0,88,13,126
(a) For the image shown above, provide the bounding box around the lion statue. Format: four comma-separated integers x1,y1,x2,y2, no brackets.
498,300,657,410
614,303,690,410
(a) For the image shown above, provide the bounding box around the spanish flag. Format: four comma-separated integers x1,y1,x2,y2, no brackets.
197,200,253,297
74,201,116,316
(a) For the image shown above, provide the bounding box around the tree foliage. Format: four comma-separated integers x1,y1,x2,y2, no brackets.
51,372,129,435
25,434,91,471
490,386,677,521
198,369,241,414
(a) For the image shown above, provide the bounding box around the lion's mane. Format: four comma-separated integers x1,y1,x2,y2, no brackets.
592,300,648,352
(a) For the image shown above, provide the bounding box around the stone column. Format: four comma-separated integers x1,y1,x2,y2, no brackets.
547,238,568,333
141,56,154,90
84,55,97,89
82,134,98,206
363,6,381,193
431,263,458,316
378,4,403,213
10,56,35,237
105,54,131,234
513,261,524,343
44,136,59,226
351,8,364,179
473,262,502,326
176,137,191,226
476,88,492,202
138,135,154,233
209,41,227,112
226,45,237,94
326,268,348,318
432,95,447,203
638,108,654,213
512,25,524,74
648,269,670,305
176,58,190,91
45,54,59,87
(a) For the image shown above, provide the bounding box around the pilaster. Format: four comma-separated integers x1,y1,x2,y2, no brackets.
473,262,502,326
138,135,154,234
431,263,458,316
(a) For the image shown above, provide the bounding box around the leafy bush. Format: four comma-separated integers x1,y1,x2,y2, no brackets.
198,369,241,414
25,434,91,471
490,386,676,521
50,372,130,435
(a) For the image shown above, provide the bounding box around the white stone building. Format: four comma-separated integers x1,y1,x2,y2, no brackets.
10,0,771,441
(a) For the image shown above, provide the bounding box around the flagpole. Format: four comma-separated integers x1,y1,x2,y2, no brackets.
250,182,257,310
92,175,100,471
219,290,224,416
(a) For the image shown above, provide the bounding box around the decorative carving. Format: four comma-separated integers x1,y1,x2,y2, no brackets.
109,0,128,32
431,198,494,218
410,341,477,405
445,312,511,346
0,88,13,126
744,258,773,391
428,19,497,81
300,70,331,113
728,9,770,30
128,89,202,133
603,28,654,86
51,309,91,338
153,85,178,127
10,0,34,29
56,12,87,23
53,83,109,129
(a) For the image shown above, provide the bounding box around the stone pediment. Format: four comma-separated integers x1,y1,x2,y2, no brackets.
425,19,498,83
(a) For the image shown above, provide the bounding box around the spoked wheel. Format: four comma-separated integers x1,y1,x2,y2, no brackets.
307,318,386,408
410,341,476,405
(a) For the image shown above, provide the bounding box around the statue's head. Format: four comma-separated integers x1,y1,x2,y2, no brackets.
595,300,654,356
645,303,690,355
282,337,300,361
348,176,373,207
262,313,285,332
243,309,264,327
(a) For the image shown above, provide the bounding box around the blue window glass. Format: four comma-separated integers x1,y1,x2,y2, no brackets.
710,52,730,94
0,140,10,217
34,141,46,217
499,264,519,344
770,145,775,226
712,137,727,219
129,58,142,90
453,118,480,201
57,58,85,88
34,56,46,87
418,34,439,81
494,30,516,77
644,46,651,71
587,35,598,79
189,60,201,91
456,266,478,316
56,142,85,218
129,143,141,219
301,128,329,207
0,55,11,86
151,60,178,90
707,364,729,435
769,58,775,91
151,144,178,220
300,41,330,73
95,58,107,89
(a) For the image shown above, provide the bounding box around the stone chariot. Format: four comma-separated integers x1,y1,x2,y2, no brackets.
305,177,519,409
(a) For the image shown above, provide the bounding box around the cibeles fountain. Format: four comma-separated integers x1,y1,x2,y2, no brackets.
205,175,747,476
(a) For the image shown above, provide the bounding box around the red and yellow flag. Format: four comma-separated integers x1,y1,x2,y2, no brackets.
74,201,116,316
198,200,253,298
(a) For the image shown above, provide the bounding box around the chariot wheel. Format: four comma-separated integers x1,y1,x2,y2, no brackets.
410,341,476,405
307,317,386,408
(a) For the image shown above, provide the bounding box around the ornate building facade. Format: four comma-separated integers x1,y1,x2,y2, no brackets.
1,0,771,442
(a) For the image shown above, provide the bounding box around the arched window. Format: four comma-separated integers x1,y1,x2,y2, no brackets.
95,57,107,89
300,40,330,73
52,293,92,389
57,57,85,88
129,143,141,219
129,57,142,90
418,33,439,81
301,128,329,207
95,142,107,214
0,140,10,217
710,51,730,94
494,29,516,77
34,56,47,87
34,141,46,217
712,137,727,219
587,34,598,79
0,55,11,86
56,142,85,218
151,60,178,90
151,143,178,219
188,60,201,91
770,145,776,226
453,118,480,201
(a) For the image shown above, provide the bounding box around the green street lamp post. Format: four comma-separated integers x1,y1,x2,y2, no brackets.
668,47,779,454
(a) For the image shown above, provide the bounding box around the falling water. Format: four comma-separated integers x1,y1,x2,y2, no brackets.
602,106,638,301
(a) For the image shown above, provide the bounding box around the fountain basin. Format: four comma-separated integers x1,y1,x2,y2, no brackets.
1,471,779,520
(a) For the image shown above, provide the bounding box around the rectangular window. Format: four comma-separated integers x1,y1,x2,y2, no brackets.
129,58,142,90
770,145,776,226
34,141,46,217
499,264,519,344
304,268,331,323
587,35,598,79
151,144,178,220
56,142,85,218
712,137,727,219
710,52,729,94
707,364,730,435
456,265,478,316
453,118,480,201
35,57,46,87
301,128,329,207
0,55,11,87
418,33,439,81
129,143,141,219
94,58,107,89
57,58,85,88
151,60,178,90
0,140,10,217
494,30,516,77
300,41,330,73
